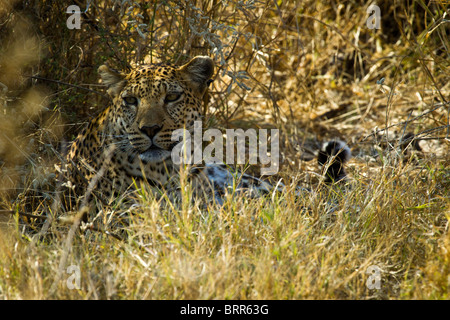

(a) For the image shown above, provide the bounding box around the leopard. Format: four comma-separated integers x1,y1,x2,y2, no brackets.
64,56,351,210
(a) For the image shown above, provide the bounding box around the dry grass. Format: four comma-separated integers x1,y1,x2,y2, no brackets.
0,0,449,299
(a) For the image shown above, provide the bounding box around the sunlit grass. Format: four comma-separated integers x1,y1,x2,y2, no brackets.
0,0,449,299
1,160,448,299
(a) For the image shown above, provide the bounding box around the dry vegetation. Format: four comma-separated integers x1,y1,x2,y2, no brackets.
0,0,449,300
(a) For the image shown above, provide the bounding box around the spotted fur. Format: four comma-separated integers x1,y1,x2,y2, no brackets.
65,56,350,206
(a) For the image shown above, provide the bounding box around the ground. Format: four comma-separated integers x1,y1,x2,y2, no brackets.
0,0,449,300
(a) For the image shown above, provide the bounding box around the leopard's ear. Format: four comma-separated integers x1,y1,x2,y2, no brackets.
98,64,127,97
178,56,214,94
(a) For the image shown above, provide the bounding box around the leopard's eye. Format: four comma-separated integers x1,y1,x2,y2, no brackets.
123,96,138,106
164,92,182,103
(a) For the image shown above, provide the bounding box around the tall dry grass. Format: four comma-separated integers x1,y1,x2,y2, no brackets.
0,0,449,299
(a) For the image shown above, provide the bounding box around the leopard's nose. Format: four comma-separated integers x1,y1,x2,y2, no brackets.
140,125,162,140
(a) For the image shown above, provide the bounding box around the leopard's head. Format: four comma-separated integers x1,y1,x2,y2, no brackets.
98,56,214,163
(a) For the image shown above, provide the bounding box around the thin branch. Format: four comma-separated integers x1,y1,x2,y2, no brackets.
0,210,48,220
362,102,450,141
26,75,109,99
